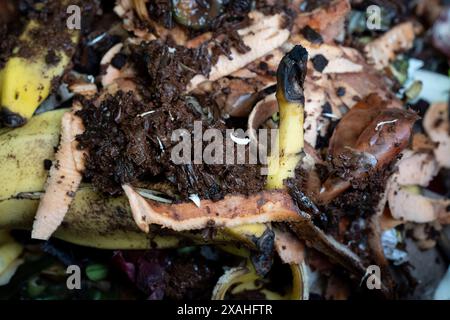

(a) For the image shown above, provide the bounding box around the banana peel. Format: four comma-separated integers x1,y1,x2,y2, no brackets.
0,230,24,281
261,46,369,294
223,223,270,248
0,20,79,127
0,186,269,250
212,259,308,300
0,230,24,286
0,241,23,275
0,109,163,249
0,68,4,96
0,230,10,243
0,109,66,201
219,224,272,258
266,46,308,189
0,188,180,250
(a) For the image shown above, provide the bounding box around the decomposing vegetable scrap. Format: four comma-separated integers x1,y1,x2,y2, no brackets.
319,94,418,204
123,184,303,233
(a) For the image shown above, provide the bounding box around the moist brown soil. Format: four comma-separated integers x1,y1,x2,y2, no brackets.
13,0,98,63
130,39,212,106
322,165,394,261
164,253,219,300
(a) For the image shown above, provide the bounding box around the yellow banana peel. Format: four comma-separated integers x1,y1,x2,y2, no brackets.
0,230,23,276
0,109,66,201
266,46,308,190
0,20,78,127
212,259,307,300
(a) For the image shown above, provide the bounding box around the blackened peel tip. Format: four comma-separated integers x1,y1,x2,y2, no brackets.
0,107,27,128
287,45,309,65
277,45,308,104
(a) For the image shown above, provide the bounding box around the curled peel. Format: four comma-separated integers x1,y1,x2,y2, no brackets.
364,22,418,70
122,184,303,233
31,108,86,240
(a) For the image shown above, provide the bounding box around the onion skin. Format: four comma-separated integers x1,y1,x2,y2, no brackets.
355,108,418,168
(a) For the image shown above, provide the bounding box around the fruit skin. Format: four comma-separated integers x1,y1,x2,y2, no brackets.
0,109,66,201
0,108,272,250
267,46,308,189
224,223,271,249
0,187,264,250
0,230,23,276
0,20,78,127
212,259,307,300
0,187,180,250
